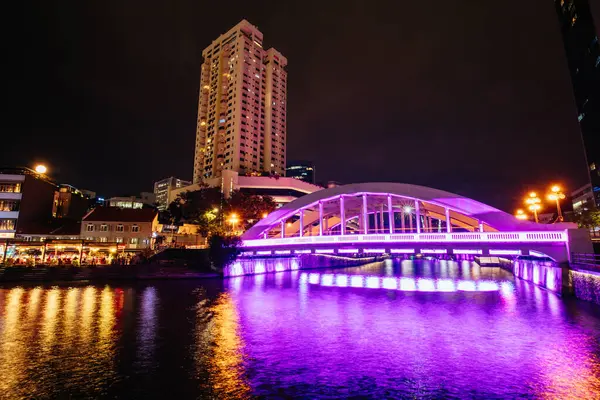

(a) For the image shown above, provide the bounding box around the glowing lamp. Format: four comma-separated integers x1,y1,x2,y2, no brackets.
35,164,47,174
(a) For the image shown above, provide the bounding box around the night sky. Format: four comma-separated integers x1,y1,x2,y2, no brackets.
6,1,600,212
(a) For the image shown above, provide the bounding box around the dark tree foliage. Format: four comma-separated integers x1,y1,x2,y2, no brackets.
208,234,242,272
165,187,277,236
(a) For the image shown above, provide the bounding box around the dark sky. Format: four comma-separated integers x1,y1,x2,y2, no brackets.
5,0,599,212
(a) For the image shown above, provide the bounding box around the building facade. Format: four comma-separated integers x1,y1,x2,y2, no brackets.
286,161,316,184
193,20,288,183
555,0,600,207
173,170,322,207
154,177,191,210
0,168,57,239
81,208,158,250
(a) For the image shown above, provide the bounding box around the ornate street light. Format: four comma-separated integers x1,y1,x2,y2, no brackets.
547,185,566,222
515,209,528,220
525,192,542,223
228,213,239,233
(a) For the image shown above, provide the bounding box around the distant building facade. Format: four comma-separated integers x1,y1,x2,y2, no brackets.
173,169,322,207
555,0,600,206
52,184,90,220
153,177,191,210
108,193,155,209
81,208,158,250
193,20,288,182
286,161,315,184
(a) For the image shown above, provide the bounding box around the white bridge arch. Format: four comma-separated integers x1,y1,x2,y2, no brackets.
241,183,586,263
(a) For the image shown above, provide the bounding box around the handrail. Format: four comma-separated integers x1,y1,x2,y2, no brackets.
571,253,600,267
243,230,569,248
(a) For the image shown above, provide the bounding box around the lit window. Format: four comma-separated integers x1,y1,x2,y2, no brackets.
100,224,108,232
116,237,123,243
591,163,597,171
130,238,139,245
116,225,124,232
132,225,140,233
99,237,107,243
86,224,94,232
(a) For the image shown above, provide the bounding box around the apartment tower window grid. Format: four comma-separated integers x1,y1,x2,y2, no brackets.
193,20,287,183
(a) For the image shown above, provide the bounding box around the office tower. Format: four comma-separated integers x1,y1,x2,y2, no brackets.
153,177,191,210
286,161,316,184
555,0,600,207
193,20,287,183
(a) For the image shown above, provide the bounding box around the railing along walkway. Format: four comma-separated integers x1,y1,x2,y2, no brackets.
571,253,600,273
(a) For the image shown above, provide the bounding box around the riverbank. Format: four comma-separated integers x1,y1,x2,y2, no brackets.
0,264,220,283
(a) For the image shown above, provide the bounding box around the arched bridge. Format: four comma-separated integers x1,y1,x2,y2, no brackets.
240,183,590,263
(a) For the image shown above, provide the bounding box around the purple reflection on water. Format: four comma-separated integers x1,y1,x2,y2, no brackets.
224,259,600,398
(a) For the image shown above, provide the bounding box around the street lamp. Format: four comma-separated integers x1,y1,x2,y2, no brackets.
525,192,542,223
34,164,47,174
515,209,528,220
547,185,566,222
228,213,239,233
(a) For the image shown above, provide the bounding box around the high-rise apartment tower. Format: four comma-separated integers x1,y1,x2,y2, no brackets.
193,20,287,183
555,0,600,207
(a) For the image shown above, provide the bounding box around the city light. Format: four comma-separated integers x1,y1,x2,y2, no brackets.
525,192,542,223
228,213,239,232
403,205,412,213
34,164,47,174
547,185,566,222
515,209,528,220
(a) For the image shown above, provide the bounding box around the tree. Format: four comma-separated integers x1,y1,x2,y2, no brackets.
208,234,241,272
164,187,276,236
225,190,277,231
573,209,600,229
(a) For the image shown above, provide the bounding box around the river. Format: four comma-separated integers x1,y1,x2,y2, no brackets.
1,259,600,399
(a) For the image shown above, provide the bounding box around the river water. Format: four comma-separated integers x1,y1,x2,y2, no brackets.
1,259,600,399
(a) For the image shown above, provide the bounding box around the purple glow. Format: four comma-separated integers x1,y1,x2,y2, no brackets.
489,249,521,256
321,274,334,286
366,276,380,289
453,249,482,255
255,262,266,274
256,250,272,255
275,250,291,255
241,251,255,256
336,275,349,287
290,259,300,270
437,279,456,292
399,277,417,291
350,276,364,288
315,249,334,254
364,249,386,254
275,262,285,272
308,273,320,284
477,281,500,291
417,279,436,291
390,249,415,254
382,277,398,289
294,249,312,254
338,249,358,254
242,230,568,247
421,249,447,254
457,281,477,291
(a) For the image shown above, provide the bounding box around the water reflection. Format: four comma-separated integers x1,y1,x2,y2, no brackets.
0,259,599,398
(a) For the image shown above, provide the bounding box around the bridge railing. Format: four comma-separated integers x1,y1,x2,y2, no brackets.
571,253,600,273
242,231,569,248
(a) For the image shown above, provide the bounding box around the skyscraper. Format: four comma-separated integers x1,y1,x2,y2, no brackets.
193,20,287,183
555,0,600,207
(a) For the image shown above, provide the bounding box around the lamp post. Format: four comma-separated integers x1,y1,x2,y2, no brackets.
547,185,566,222
525,192,542,223
228,213,239,234
515,209,528,220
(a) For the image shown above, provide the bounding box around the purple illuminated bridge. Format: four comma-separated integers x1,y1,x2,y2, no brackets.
240,183,592,263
